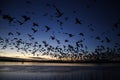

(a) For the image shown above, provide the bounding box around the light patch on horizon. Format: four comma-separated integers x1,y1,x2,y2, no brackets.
0,51,56,60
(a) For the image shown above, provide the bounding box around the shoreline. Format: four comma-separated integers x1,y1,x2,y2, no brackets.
0,56,120,63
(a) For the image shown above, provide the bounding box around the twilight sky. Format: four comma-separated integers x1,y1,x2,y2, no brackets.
0,0,120,57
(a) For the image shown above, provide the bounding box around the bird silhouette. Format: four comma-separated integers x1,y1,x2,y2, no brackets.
79,33,84,36
27,34,32,37
8,32,13,35
117,34,120,37
50,35,55,40
2,45,7,49
65,33,74,38
33,22,39,27
56,9,63,18
54,6,63,18
105,37,110,43
95,36,101,40
16,32,21,35
88,24,95,32
22,15,30,22
75,18,82,24
56,39,60,44
16,20,24,25
31,28,37,33
57,19,63,26
68,34,74,38
45,26,50,32
27,34,34,40
42,41,48,47
65,39,69,42
2,15,14,23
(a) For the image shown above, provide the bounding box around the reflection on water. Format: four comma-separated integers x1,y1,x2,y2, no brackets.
0,62,120,80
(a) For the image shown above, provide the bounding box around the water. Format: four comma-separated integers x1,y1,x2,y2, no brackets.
0,62,120,80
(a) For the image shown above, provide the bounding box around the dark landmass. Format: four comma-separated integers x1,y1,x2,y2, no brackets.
0,56,120,63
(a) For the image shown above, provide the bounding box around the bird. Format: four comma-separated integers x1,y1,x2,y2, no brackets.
2,45,7,49
56,9,63,18
68,34,74,38
55,39,60,44
8,32,13,35
27,34,34,40
57,19,63,26
45,26,50,32
0,9,2,14
59,21,63,26
16,32,21,36
33,22,39,27
65,33,74,38
50,35,55,40
79,33,84,36
54,6,63,18
65,39,69,42
75,18,82,24
95,36,101,40
42,41,48,47
31,28,37,33
105,37,110,43
22,15,30,22
2,14,14,23
117,34,120,37
16,20,24,25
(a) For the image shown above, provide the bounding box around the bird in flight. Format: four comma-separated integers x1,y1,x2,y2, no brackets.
16,20,24,25
22,15,30,22
16,32,21,36
65,33,74,38
8,32,13,35
31,28,37,33
2,14,14,23
105,37,110,43
45,26,50,32
33,22,39,27
75,18,82,24
95,36,101,40
53,5,63,18
79,33,84,36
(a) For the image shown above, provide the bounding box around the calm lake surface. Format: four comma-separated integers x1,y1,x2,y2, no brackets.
0,62,120,80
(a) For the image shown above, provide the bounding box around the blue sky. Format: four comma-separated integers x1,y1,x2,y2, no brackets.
0,0,120,57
